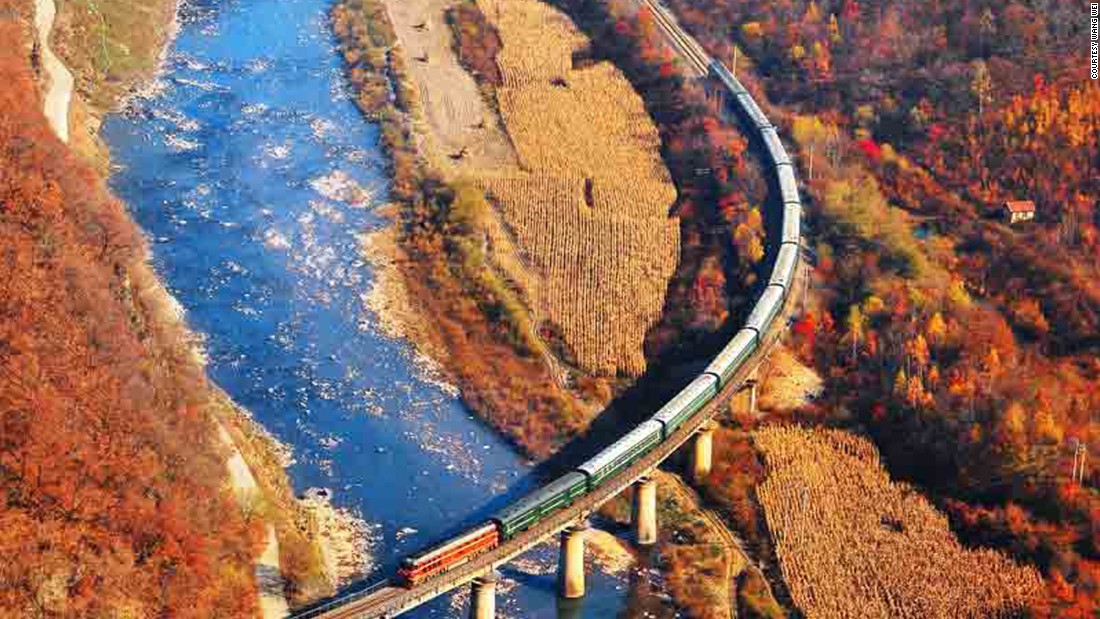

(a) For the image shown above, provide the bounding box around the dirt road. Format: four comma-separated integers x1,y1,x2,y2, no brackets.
33,0,73,142
382,0,516,175
218,423,291,618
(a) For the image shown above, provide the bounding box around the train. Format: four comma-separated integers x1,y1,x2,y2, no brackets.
396,58,802,588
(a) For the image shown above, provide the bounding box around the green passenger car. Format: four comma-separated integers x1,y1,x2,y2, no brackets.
491,472,588,539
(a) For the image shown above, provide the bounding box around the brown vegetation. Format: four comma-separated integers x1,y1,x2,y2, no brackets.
1,4,328,614
754,426,1043,618
0,16,262,614
446,1,503,86
699,426,770,556
455,0,682,377
479,171,679,375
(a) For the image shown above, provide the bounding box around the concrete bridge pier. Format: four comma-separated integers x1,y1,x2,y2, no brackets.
558,522,588,599
690,420,718,484
556,595,584,619
746,380,758,416
632,476,658,545
469,570,499,619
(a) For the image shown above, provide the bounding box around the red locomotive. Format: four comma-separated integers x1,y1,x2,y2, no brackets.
396,523,500,586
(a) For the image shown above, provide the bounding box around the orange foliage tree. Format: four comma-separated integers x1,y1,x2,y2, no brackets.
0,16,261,617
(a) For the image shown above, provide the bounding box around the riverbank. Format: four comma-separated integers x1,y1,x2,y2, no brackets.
332,0,590,459
16,0,345,612
49,0,180,168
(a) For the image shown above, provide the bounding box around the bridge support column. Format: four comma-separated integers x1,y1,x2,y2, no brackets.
690,420,717,484
748,381,758,416
558,522,588,599
632,476,658,545
469,570,499,619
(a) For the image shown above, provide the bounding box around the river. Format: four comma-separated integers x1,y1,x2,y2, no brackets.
102,0,651,616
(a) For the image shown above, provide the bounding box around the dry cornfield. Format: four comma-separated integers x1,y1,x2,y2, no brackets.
480,174,679,374
467,0,679,376
752,426,1043,618
477,0,588,87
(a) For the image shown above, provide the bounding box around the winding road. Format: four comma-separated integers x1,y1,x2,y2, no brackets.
33,0,73,142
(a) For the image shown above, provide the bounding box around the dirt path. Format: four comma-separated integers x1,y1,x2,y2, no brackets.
33,0,73,142
664,473,740,618
217,423,291,618
382,0,516,176
667,472,785,619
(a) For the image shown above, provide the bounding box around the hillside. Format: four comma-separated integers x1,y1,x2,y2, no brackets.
651,0,1099,613
0,0,330,614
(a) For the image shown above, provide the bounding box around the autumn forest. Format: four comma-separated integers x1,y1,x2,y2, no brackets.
650,0,1098,614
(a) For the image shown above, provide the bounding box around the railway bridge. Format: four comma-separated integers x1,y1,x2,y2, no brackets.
292,285,798,619
292,2,807,617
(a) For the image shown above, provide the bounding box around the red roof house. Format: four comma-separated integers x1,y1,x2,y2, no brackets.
1003,200,1036,224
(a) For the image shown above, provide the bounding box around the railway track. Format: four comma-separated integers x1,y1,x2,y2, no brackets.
637,0,710,75
293,265,806,618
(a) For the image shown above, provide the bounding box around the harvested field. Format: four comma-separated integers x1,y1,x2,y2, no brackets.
753,426,1043,618
471,0,679,376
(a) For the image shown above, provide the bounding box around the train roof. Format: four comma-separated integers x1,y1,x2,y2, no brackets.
404,522,498,566
576,420,663,479
769,243,799,290
704,329,757,379
651,375,717,426
744,285,786,334
736,93,772,129
782,202,801,246
710,60,747,95
490,472,587,525
777,164,800,205
760,127,790,166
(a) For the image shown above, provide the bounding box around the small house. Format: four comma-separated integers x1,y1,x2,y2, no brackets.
1003,200,1036,224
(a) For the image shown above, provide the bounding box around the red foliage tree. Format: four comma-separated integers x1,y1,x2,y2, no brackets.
0,15,261,616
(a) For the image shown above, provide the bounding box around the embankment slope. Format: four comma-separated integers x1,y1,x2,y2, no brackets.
3,0,343,614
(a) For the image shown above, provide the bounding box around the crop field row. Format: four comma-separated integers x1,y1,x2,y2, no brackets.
469,0,679,376
753,426,1043,618
496,63,672,190
478,0,587,87
481,174,679,375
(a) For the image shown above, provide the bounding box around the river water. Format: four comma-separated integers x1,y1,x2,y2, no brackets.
103,0,648,616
